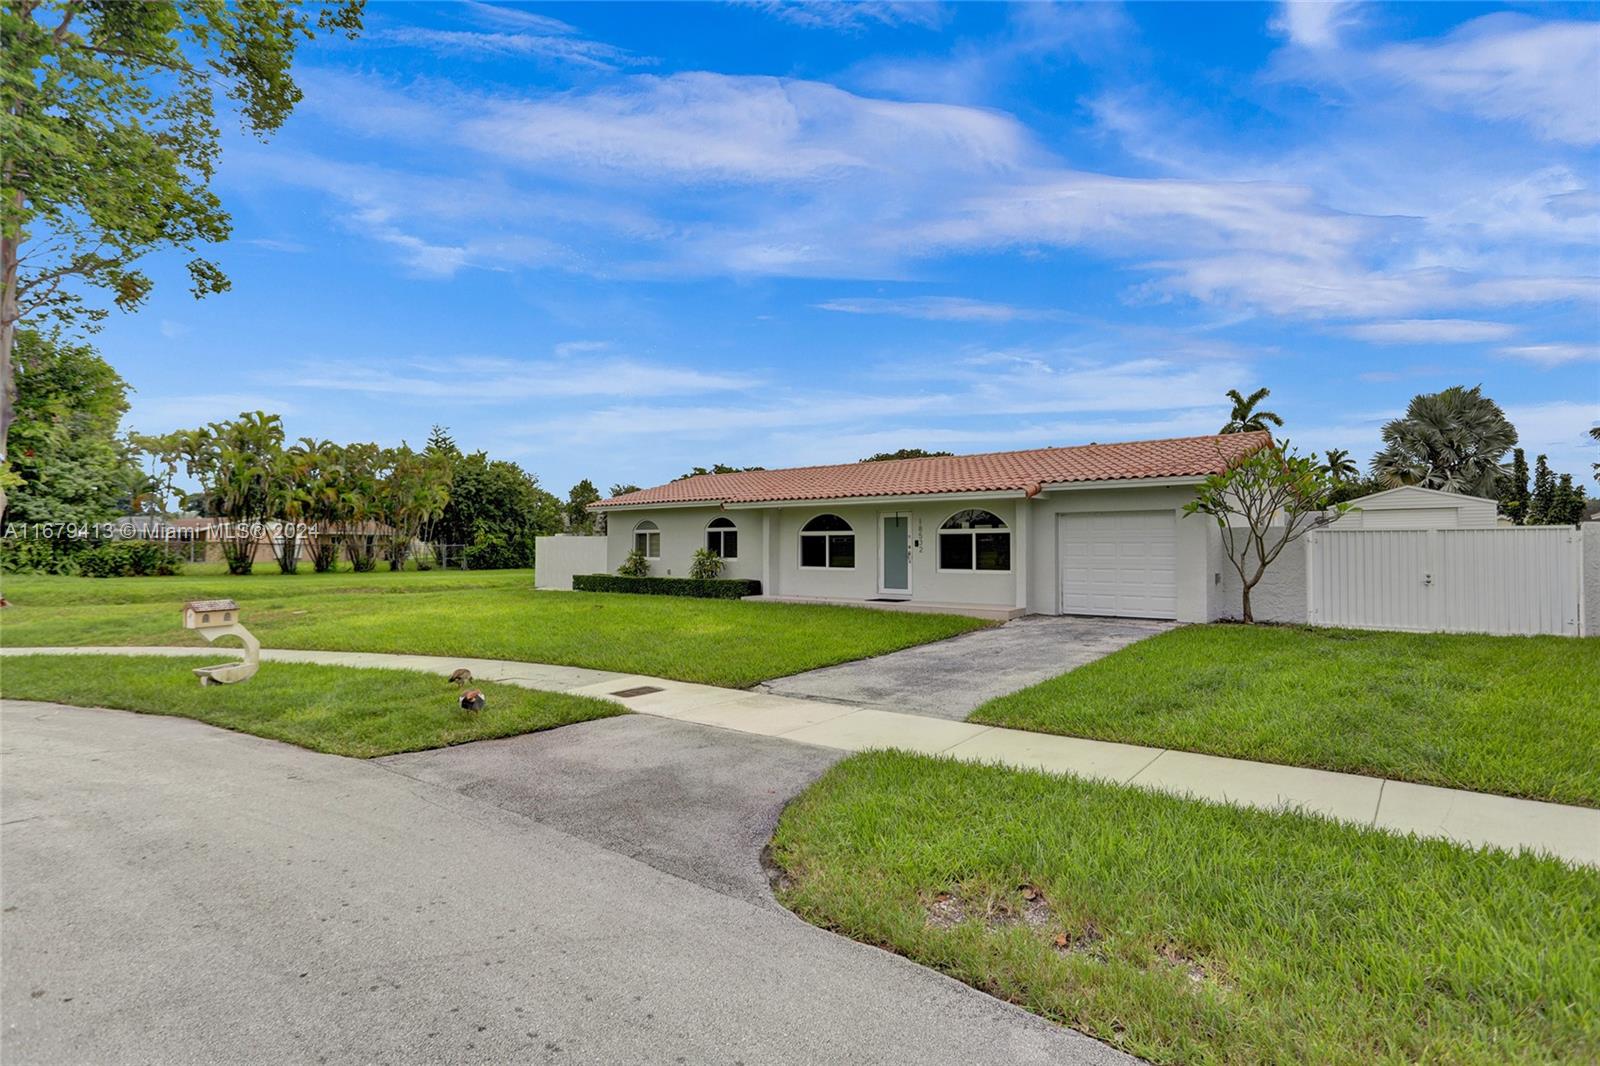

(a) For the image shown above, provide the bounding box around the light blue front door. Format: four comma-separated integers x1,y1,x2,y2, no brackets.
880,514,910,595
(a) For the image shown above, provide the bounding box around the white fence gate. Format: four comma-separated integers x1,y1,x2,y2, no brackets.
1305,527,1584,637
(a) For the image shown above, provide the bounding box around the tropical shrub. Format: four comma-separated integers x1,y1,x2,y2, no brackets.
617,548,651,578
689,547,724,579
75,541,182,577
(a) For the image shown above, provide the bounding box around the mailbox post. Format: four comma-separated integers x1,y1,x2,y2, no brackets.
182,599,260,685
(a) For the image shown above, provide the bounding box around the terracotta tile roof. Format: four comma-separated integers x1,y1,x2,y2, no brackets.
596,432,1272,508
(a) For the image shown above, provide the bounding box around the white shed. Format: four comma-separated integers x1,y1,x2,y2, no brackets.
1334,485,1500,530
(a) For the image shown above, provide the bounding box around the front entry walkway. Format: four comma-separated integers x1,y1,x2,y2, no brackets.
5,645,1597,868
757,615,1175,719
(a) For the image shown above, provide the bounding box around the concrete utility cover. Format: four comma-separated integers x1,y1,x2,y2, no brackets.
759,615,1176,720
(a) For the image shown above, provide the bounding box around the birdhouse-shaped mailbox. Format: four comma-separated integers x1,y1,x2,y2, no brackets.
183,599,240,629
180,599,260,686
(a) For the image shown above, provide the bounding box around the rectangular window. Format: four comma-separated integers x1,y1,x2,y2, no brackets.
635,531,660,558
938,531,1010,572
800,535,826,568
975,532,1010,572
827,534,855,569
707,529,738,559
938,533,973,571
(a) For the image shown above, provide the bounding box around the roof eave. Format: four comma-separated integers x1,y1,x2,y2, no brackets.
1037,474,1208,492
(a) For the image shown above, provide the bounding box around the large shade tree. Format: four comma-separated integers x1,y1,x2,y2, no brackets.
1,327,137,525
1,0,364,514
1370,385,1517,498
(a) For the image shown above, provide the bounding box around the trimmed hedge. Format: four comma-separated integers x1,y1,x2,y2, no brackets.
75,541,184,578
573,573,761,599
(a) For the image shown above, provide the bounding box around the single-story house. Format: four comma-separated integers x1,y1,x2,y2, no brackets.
590,432,1272,621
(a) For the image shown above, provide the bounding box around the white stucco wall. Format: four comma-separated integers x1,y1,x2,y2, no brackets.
1212,529,1309,624
767,499,1020,607
533,535,608,590
603,507,765,584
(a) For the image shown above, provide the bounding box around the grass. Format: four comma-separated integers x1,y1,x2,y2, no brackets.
0,654,624,757
0,569,990,688
969,624,1600,807
772,751,1600,1065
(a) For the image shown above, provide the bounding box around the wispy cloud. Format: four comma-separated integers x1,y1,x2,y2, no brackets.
1495,343,1600,367
1271,1,1363,51
746,2,949,33
289,349,763,401
815,296,1055,322
371,26,639,70
1373,14,1600,147
1342,319,1517,344
125,394,298,434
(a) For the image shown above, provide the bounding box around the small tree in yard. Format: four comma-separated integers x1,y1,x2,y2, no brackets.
1185,442,1348,623
617,548,650,578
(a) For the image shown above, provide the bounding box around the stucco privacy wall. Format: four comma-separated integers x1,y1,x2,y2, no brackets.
1212,533,1308,624
533,535,607,590
1025,484,1210,622
1586,523,1599,637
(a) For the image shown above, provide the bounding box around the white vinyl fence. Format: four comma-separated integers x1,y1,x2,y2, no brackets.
1305,527,1584,637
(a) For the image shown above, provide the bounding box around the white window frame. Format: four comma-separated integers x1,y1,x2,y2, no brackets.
798,513,856,571
633,519,661,559
936,509,1012,574
705,517,739,560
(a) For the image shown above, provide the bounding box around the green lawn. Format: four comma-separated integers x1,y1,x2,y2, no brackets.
773,752,1600,1066
0,654,623,757
969,624,1600,807
0,569,989,688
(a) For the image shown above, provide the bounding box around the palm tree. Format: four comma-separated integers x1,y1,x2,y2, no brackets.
1590,425,1599,484
1370,385,1517,497
1321,448,1358,483
1219,387,1284,435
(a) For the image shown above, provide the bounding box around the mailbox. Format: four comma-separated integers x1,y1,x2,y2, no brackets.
183,599,240,629
180,599,259,686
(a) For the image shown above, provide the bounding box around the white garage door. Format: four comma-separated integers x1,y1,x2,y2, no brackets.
1059,512,1177,619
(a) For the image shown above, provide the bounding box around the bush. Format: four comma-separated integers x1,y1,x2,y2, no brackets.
688,547,724,580
573,574,760,599
75,541,184,578
461,531,536,570
1,536,84,574
616,548,650,578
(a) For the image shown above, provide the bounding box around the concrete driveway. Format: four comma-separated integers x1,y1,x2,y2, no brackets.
1,699,1133,1065
759,615,1176,720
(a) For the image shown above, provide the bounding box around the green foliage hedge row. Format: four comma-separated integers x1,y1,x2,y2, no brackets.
572,574,761,599
74,541,184,578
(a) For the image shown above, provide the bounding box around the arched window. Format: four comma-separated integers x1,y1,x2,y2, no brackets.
706,516,739,559
938,509,1010,572
799,513,855,569
633,519,661,559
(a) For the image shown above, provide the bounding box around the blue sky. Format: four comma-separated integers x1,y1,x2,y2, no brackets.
105,0,1599,494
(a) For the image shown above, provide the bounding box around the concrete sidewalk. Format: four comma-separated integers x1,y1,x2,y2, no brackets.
6,645,1597,868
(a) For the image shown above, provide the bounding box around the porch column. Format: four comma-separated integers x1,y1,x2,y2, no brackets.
761,510,773,596
1013,503,1029,613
